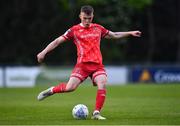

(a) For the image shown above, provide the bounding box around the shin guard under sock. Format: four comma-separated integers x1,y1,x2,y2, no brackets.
52,83,66,93
95,89,106,111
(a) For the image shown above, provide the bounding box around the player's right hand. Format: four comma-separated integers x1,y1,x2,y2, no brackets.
37,52,45,63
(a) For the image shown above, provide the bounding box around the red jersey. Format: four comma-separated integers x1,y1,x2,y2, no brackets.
62,23,109,64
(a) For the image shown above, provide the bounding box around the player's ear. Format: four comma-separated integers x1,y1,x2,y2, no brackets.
79,13,82,20
91,13,94,19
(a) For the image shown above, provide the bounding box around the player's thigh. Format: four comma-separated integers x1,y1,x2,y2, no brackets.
66,77,82,91
94,74,107,89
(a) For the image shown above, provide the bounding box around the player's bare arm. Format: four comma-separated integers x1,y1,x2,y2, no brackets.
105,31,141,39
37,36,66,63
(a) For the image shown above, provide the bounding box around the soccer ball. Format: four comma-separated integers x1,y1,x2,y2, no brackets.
72,104,89,119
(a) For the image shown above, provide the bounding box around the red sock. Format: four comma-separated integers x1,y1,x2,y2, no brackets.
52,83,66,93
95,89,106,111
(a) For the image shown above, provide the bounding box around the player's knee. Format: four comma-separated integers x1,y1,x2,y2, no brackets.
97,78,107,85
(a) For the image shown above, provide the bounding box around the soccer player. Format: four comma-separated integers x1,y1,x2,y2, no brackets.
37,5,141,120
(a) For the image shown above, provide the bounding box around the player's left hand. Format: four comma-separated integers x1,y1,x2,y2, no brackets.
130,31,142,37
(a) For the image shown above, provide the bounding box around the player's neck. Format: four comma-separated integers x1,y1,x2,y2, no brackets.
80,23,92,28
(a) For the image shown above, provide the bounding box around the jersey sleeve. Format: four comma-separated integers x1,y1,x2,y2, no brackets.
62,28,74,40
99,25,109,38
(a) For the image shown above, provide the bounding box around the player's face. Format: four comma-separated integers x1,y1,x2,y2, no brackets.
79,12,94,27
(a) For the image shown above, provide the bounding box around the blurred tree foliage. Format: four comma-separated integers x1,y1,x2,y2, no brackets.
0,0,179,65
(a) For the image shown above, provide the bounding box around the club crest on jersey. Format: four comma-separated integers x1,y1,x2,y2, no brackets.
93,26,98,31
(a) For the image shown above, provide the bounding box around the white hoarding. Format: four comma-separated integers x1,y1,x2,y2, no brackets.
106,66,128,85
0,68,3,87
6,67,40,87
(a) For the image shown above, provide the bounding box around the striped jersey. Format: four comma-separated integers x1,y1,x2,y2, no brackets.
62,23,109,64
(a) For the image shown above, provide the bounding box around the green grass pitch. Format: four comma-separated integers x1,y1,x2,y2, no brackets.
0,84,180,125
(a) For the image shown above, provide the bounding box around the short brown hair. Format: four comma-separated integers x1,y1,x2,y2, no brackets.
81,5,94,15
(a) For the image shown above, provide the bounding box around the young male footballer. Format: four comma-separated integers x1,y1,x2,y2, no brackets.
37,5,141,120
